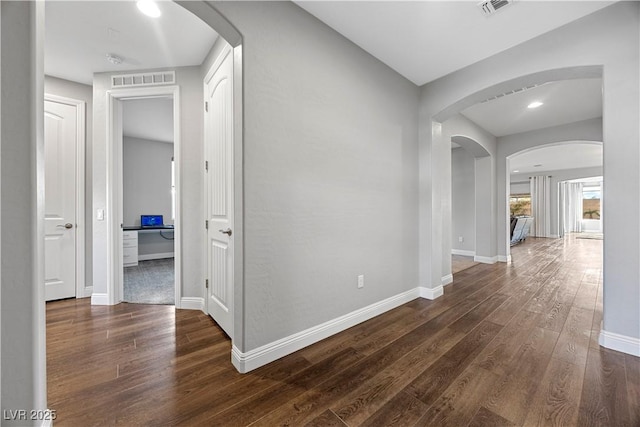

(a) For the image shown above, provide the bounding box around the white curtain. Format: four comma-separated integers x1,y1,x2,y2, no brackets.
559,182,583,236
530,175,551,237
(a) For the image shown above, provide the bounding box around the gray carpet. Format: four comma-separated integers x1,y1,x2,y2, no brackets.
124,258,175,305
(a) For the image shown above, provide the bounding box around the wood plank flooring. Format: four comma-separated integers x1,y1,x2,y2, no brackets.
46,236,640,426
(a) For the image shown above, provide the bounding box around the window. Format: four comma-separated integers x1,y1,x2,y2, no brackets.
171,157,175,220
510,194,531,216
582,186,600,219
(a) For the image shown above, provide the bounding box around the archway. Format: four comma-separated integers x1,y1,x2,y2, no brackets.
449,135,494,282
506,140,603,252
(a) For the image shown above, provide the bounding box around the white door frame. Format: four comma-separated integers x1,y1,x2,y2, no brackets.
44,93,86,298
105,85,181,306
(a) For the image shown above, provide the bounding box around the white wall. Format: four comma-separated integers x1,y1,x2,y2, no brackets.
420,3,639,346
451,147,475,253
93,66,203,304
44,75,93,291
211,1,420,351
1,1,48,423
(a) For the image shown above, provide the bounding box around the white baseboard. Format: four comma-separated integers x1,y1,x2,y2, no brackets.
441,274,453,286
599,329,640,357
231,287,421,373
474,255,498,264
138,252,175,261
419,285,444,300
91,292,109,305
180,297,204,311
498,255,512,263
550,234,560,238
452,249,475,257
79,285,93,299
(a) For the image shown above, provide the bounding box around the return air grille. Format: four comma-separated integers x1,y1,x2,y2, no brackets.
478,0,513,16
111,71,175,88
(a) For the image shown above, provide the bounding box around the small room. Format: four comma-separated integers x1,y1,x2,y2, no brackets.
122,97,176,305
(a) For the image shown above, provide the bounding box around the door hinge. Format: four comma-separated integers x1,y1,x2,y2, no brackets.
205,279,209,289
205,160,208,172
205,220,209,230
205,101,208,112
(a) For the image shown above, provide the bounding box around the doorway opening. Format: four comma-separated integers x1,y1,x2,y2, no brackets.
121,97,177,305
106,86,181,306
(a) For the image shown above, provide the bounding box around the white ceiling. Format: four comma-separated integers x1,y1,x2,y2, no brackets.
294,1,613,86
461,78,603,137
45,1,218,85
122,98,174,143
509,142,602,175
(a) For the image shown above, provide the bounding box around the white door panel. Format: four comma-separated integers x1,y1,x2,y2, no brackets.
44,101,77,301
205,50,234,337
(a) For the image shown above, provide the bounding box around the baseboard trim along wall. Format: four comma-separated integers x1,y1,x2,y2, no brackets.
90,292,109,305
419,285,444,300
599,329,640,357
80,285,93,299
180,297,204,311
474,255,498,264
232,286,435,373
441,274,453,286
137,252,175,261
498,255,512,263
451,249,475,257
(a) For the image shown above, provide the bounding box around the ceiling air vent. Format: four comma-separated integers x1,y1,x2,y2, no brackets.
478,0,513,16
111,71,175,88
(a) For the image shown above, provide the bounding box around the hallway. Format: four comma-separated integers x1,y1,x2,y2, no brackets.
46,236,639,426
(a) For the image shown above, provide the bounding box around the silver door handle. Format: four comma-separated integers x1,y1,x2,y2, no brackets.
219,228,232,236
57,223,73,229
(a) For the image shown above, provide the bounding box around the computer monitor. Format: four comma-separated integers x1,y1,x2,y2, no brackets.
141,215,163,227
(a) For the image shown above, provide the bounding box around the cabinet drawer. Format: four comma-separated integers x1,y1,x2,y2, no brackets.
123,239,138,249
123,230,138,240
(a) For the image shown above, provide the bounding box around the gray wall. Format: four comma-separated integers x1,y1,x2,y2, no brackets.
420,3,638,343
451,147,475,253
1,1,48,423
44,75,93,291
442,114,497,272
93,66,203,303
212,1,420,351
123,136,174,257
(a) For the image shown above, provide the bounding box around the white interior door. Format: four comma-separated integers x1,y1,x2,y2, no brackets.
44,100,78,301
205,49,234,337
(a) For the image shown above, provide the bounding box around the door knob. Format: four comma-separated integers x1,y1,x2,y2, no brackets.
219,228,232,236
57,223,73,229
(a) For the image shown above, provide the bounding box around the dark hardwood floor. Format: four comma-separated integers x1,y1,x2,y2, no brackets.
46,236,639,426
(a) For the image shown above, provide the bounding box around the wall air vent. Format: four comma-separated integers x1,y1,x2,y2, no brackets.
111,71,175,88
478,0,513,16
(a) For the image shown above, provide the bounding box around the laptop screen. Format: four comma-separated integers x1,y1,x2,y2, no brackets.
141,215,163,227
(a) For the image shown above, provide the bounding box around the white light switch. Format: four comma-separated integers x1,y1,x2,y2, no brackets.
97,209,105,221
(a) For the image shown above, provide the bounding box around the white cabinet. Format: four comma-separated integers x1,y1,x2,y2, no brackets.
123,230,138,267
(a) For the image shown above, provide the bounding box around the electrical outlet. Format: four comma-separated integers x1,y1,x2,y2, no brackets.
458,236,464,243
357,274,364,289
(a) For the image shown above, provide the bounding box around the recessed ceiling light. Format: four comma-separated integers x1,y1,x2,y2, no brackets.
527,101,544,109
137,0,161,18
106,53,123,65
533,164,543,167
512,170,520,173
